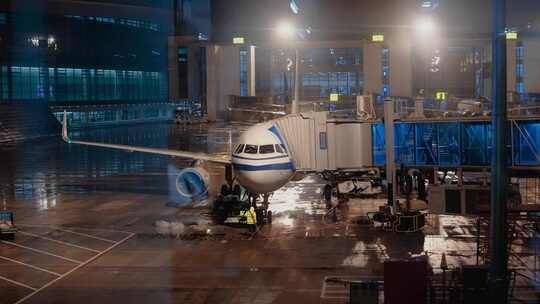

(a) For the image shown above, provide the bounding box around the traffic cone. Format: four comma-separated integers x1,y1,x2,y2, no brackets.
440,252,448,270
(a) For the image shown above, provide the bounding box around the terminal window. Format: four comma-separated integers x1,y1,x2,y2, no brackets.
240,47,249,96
1,66,166,102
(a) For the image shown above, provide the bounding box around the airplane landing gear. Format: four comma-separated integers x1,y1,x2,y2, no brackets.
250,193,272,225
261,193,272,224
213,185,273,226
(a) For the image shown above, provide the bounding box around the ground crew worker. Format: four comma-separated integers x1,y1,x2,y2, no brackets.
245,205,257,233
322,184,332,209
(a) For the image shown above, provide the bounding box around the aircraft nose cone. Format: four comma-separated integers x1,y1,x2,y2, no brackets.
236,169,293,194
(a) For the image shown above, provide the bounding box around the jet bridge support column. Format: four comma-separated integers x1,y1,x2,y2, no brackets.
489,0,509,301
384,98,396,207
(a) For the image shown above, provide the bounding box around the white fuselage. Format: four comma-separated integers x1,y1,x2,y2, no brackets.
231,123,295,194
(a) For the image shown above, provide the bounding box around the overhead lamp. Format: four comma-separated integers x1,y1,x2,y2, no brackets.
276,21,296,40
415,18,437,36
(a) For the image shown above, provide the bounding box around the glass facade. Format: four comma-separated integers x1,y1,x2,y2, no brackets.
303,48,362,66
0,6,171,106
174,0,211,39
270,49,293,98
381,47,390,97
516,44,525,94
55,107,170,126
64,15,159,31
1,66,167,102
261,48,363,100
302,72,360,97
302,48,363,98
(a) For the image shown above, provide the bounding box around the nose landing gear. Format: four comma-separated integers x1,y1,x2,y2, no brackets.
250,193,272,225
213,184,273,226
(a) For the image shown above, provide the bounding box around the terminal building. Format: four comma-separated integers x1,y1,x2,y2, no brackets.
0,0,174,132
166,0,540,172
169,0,540,121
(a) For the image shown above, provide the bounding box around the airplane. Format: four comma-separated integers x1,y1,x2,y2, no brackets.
61,111,295,220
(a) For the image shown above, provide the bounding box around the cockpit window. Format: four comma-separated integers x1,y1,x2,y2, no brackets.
274,144,284,154
234,144,244,154
259,144,275,154
244,145,258,154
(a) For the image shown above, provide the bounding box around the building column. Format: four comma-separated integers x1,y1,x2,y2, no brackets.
506,39,517,94
206,45,219,121
168,37,179,101
206,44,240,121
522,38,540,94
388,31,414,98
248,45,256,96
363,42,383,95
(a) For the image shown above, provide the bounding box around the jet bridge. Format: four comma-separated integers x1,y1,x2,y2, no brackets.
271,97,540,173
272,112,373,172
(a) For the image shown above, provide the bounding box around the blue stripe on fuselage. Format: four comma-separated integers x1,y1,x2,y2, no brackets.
233,162,294,172
268,125,287,152
232,154,289,161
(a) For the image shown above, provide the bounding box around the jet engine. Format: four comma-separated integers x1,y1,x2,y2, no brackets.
175,167,211,202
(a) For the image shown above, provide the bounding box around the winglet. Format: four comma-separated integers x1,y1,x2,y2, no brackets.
62,110,71,143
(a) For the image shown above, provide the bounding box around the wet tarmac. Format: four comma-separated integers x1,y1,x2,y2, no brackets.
1,122,539,303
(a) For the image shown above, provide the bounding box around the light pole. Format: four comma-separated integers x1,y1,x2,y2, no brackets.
277,21,300,114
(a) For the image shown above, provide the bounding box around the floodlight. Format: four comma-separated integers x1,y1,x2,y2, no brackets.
277,21,296,39
415,18,437,36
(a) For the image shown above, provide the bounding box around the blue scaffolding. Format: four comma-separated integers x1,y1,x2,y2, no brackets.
372,121,540,167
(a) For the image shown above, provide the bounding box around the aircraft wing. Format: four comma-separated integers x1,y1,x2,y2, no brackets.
61,111,231,165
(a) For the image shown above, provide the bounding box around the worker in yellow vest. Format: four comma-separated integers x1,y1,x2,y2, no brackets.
240,205,257,233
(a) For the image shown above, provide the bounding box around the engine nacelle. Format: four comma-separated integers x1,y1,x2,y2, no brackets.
175,166,211,202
